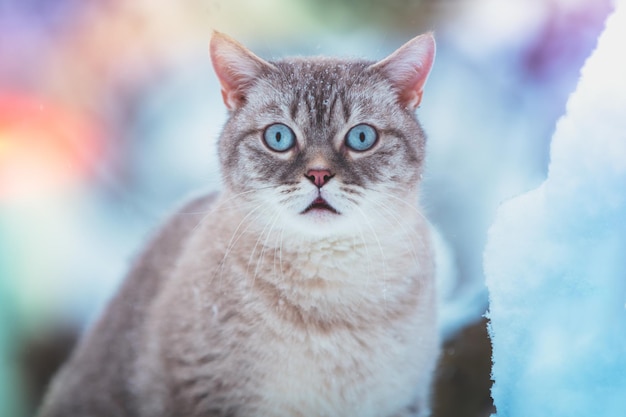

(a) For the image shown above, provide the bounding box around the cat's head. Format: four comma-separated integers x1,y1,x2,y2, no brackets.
210,32,435,237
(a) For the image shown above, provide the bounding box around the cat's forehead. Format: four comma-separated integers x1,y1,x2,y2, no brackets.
270,57,380,89
240,58,391,130
248,56,398,122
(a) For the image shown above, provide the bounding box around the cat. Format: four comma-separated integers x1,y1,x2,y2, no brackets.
38,30,439,417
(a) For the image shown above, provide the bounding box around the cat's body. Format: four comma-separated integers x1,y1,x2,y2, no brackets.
39,32,439,417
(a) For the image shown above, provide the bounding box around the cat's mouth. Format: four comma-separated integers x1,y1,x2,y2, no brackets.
302,197,339,215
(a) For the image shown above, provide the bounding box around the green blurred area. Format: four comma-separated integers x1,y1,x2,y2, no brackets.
303,0,456,31
1,224,24,417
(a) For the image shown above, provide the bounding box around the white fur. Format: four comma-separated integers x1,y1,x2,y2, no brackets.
138,190,438,417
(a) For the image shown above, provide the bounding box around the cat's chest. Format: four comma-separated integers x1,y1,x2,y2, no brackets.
254,316,427,417
161,214,434,415
231,229,418,286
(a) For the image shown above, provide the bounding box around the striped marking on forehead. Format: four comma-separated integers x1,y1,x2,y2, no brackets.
275,60,373,125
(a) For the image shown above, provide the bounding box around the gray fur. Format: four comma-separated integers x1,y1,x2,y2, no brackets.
38,33,438,417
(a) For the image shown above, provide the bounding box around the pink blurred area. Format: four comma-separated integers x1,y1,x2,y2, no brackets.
0,93,104,199
0,0,215,201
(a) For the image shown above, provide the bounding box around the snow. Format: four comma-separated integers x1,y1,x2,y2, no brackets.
484,1,626,416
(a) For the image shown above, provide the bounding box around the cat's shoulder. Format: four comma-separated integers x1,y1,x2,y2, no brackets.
146,191,218,251
164,191,219,233
126,192,219,281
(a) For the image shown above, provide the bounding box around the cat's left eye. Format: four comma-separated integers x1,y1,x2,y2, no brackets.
263,123,296,152
345,124,378,152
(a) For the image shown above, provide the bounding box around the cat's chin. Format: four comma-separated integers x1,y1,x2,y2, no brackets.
298,197,344,231
285,203,346,237
300,206,341,224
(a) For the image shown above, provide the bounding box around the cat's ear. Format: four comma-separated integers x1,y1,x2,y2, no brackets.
371,33,435,110
210,31,275,110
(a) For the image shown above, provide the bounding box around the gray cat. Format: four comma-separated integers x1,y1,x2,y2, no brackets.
38,31,439,417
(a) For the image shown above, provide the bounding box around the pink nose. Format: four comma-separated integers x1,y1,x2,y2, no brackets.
306,169,333,188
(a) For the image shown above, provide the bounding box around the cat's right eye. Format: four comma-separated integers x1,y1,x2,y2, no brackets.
263,123,296,152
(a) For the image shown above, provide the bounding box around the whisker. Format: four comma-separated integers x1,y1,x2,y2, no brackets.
255,210,283,284
348,206,374,288
352,204,389,306
184,198,262,240
267,210,287,284
372,190,431,226
278,223,286,283
340,185,364,197
245,210,274,262
214,203,270,286
366,198,422,267
179,187,278,215
253,208,283,286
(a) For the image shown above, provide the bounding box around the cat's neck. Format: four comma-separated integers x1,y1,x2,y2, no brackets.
180,192,434,330
206,191,432,285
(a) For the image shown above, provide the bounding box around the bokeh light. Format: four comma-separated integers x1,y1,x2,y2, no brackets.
0,93,104,200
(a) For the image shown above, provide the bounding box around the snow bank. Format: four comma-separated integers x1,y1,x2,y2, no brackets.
484,1,626,415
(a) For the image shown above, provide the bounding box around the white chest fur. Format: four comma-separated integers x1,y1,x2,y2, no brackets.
258,303,437,417
145,199,438,417
228,214,436,415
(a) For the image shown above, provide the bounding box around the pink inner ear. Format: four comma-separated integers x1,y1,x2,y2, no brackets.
220,89,238,110
209,34,247,110
375,33,436,110
398,64,429,109
209,31,272,111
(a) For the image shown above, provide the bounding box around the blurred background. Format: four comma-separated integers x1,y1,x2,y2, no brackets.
0,0,612,416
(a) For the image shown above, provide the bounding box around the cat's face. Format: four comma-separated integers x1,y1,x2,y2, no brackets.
210,33,435,237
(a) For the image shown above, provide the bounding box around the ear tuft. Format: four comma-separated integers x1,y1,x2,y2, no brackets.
372,33,436,110
209,31,274,110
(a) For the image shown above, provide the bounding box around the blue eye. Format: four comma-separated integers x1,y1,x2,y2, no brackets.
345,124,378,152
263,123,296,152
